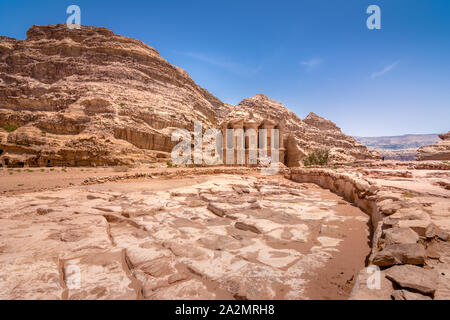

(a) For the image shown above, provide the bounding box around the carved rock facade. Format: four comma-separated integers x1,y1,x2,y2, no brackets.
0,24,378,167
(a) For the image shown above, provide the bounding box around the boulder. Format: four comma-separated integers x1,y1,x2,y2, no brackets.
383,227,419,245
426,242,441,259
385,265,439,295
372,243,426,267
397,220,433,237
378,199,402,215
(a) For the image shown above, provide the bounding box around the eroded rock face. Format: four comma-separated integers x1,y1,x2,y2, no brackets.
417,131,450,161
0,24,377,167
349,267,394,300
0,24,229,167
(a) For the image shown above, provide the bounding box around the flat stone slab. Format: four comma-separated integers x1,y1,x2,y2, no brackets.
383,227,419,245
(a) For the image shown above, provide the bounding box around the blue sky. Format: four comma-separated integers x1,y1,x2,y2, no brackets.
0,0,449,137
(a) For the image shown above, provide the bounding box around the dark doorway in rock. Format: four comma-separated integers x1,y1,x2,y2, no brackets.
17,162,25,168
0,149,3,156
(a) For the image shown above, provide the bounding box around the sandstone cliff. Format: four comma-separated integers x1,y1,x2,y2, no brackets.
0,24,229,167
221,95,379,166
0,24,376,167
417,131,450,161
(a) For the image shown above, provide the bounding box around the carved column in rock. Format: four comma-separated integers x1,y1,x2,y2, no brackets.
260,121,275,158
220,123,228,165
244,122,258,167
232,121,245,166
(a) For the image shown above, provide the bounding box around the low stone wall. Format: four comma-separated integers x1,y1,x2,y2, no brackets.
288,167,450,300
289,168,383,231
348,160,450,171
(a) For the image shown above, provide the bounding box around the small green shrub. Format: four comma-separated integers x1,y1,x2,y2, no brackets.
404,192,416,198
3,125,19,132
119,103,126,107
303,149,329,166
166,161,173,168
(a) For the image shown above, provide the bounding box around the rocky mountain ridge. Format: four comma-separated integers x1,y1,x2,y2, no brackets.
0,24,378,167
355,134,440,150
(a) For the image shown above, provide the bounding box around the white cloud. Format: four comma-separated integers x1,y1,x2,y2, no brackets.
370,61,399,79
300,57,322,71
181,52,262,77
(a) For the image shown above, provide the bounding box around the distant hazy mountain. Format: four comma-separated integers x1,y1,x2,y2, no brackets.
354,134,440,150
354,134,441,161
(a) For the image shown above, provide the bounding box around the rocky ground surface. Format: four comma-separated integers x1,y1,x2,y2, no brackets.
2,162,449,300
0,170,372,300
290,163,450,300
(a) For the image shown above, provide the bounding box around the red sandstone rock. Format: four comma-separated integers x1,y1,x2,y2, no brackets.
417,131,450,161
0,24,378,168
386,265,439,295
372,243,426,267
